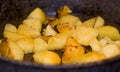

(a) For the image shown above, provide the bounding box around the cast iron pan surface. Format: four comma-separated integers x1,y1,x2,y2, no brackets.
1,0,120,72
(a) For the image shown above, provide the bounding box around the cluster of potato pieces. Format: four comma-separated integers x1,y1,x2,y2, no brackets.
0,5,120,65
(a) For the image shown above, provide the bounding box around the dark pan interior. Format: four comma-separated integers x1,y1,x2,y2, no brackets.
0,0,120,72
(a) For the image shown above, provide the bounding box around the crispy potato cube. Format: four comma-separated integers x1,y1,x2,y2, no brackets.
18,24,41,38
4,24,17,32
94,16,104,28
0,39,24,61
48,33,69,50
33,37,48,53
79,52,105,63
89,38,103,53
43,25,57,36
16,37,33,54
23,19,42,31
98,25,120,40
4,30,25,41
73,26,99,46
59,15,80,27
102,44,120,58
57,23,74,34
62,37,85,64
27,8,46,23
33,51,61,65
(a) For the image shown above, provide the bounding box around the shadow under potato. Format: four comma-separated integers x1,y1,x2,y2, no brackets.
0,0,120,72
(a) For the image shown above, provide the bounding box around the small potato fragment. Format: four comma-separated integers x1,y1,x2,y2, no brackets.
59,15,80,27
62,37,85,64
73,26,99,46
23,19,42,31
98,25,120,40
83,17,96,27
47,33,69,50
27,8,46,23
4,24,17,32
33,37,48,53
16,37,33,54
18,24,41,38
0,39,24,61
102,44,120,58
79,52,105,64
33,51,61,65
43,25,58,36
94,16,104,28
4,30,25,41
89,38,103,53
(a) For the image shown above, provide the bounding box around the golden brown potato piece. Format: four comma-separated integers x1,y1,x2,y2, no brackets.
16,37,33,54
43,25,58,36
57,23,75,35
4,30,25,41
83,16,104,28
47,33,69,50
98,25,120,40
38,36,50,42
79,52,106,64
62,37,85,64
4,24,17,32
73,26,99,46
17,24,41,38
23,19,42,31
27,8,46,23
0,39,24,61
102,43,120,58
89,38,103,53
57,5,72,17
58,15,80,27
33,37,48,53
33,51,61,65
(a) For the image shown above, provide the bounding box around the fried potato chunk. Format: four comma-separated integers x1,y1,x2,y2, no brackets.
16,37,33,54
23,19,42,31
102,44,120,58
4,24,17,32
98,25,120,40
0,39,24,61
33,37,48,53
47,33,69,50
33,51,61,65
18,24,41,38
73,26,99,46
79,52,105,64
27,8,46,23
62,37,85,64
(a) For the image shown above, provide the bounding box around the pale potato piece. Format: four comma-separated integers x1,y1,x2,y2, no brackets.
33,37,48,53
98,25,120,40
94,16,104,28
4,30,25,41
27,8,46,23
4,24,17,32
0,39,24,61
23,19,42,31
17,24,41,38
89,38,103,53
16,37,33,54
47,33,69,50
33,51,61,65
73,26,99,46
78,52,106,64
102,44,120,58
83,17,96,27
83,16,104,28
62,37,85,64
59,15,80,27
43,25,57,36
57,23,74,34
